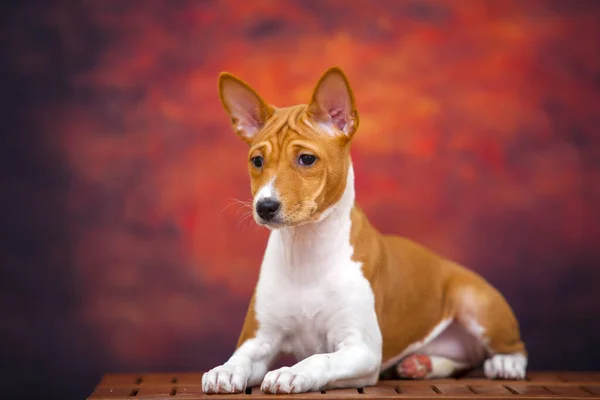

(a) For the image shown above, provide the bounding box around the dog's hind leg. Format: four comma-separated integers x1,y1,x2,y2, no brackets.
395,318,486,379
447,265,528,380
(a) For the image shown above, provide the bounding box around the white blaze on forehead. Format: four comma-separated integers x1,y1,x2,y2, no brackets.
255,178,277,203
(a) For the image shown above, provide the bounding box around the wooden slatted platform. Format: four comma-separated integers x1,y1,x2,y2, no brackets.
88,371,600,399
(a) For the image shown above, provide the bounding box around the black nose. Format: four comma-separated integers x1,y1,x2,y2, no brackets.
256,198,280,221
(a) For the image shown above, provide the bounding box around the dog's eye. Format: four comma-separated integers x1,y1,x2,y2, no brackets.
251,156,264,168
298,154,317,166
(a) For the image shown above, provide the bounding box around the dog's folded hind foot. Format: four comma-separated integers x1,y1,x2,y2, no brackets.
396,354,472,379
395,354,432,379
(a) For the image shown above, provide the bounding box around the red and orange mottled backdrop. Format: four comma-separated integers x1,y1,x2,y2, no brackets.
1,1,599,399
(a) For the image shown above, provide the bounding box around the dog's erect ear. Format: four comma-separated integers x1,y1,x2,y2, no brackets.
218,73,274,143
308,67,359,138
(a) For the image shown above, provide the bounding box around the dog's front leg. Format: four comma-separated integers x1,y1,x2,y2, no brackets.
261,338,381,394
202,333,281,394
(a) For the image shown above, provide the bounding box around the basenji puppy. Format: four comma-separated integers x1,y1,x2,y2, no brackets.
202,67,527,394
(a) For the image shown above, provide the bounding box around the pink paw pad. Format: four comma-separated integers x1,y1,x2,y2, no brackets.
396,354,432,379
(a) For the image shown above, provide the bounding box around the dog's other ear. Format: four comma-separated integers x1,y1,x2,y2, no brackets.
308,66,359,138
218,73,274,143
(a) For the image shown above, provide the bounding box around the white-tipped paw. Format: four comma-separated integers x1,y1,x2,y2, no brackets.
202,364,249,394
261,367,316,394
484,353,527,380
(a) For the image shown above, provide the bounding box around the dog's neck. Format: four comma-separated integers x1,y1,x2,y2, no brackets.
270,163,356,281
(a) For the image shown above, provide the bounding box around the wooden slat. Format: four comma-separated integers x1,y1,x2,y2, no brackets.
172,373,205,385
467,384,512,395
88,371,600,399
141,373,181,385
432,383,474,395
396,383,437,395
89,387,138,399
173,386,205,397
323,388,365,398
545,385,595,397
361,385,399,397
137,386,176,398
99,373,143,386
504,384,551,395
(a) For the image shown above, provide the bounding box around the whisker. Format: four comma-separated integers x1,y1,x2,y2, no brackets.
237,210,254,229
219,198,253,219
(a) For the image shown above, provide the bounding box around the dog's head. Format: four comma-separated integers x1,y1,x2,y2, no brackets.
218,67,359,228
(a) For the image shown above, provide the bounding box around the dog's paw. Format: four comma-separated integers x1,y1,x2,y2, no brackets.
261,367,316,394
484,353,527,380
396,354,432,379
202,364,249,394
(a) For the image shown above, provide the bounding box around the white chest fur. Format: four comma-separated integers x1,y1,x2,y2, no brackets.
254,165,382,362
203,164,384,394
